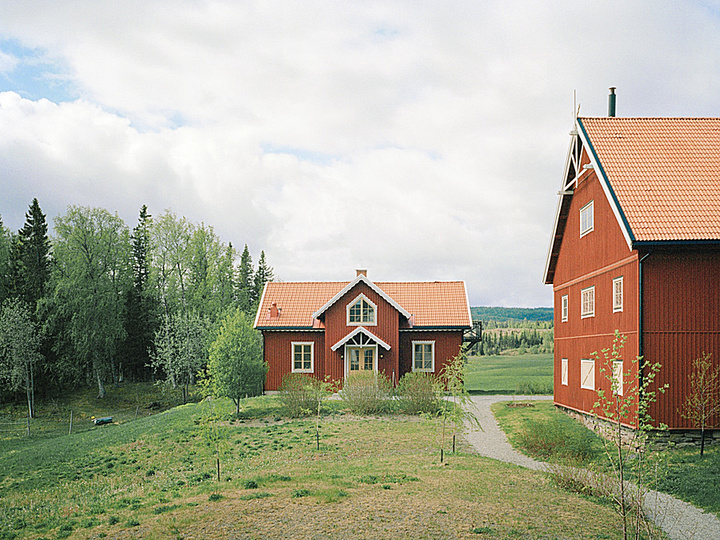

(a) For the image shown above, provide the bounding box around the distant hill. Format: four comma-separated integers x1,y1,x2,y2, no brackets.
471,306,553,323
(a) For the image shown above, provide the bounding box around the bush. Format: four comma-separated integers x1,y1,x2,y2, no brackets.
515,381,553,395
516,418,598,464
396,372,440,414
340,371,392,415
278,374,326,417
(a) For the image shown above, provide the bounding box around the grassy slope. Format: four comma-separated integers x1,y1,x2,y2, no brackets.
493,399,720,517
464,353,553,394
1,394,636,540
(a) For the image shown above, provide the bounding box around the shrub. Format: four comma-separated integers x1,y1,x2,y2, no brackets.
279,373,326,417
340,371,392,415
516,418,598,464
396,372,440,414
515,381,553,395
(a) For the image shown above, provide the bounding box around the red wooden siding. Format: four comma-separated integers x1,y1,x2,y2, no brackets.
263,331,325,391
398,331,463,380
642,249,720,429
552,149,642,425
323,281,400,385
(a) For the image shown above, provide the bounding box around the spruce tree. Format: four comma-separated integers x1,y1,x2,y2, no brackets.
253,250,274,309
15,198,51,308
236,244,254,314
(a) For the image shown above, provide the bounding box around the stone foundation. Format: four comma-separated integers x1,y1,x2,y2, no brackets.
556,405,720,450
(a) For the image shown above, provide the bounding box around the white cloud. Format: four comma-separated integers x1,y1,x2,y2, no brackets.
2,1,720,307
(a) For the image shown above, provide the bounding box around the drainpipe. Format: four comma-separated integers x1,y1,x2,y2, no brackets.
638,251,652,380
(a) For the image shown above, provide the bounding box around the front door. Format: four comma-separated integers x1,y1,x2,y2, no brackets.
348,346,375,372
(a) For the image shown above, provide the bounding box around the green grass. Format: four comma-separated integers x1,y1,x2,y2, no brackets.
465,353,553,394
493,399,720,517
0,390,648,539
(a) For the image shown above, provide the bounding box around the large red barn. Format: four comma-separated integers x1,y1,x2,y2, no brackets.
254,270,472,390
544,110,720,433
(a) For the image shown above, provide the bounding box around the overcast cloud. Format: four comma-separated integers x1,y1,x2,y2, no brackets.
2,1,720,307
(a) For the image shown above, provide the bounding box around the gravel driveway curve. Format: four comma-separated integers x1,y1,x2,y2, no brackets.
462,395,720,540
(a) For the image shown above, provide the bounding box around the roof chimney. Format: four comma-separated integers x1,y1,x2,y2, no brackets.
608,87,617,117
356,269,367,277
268,302,280,319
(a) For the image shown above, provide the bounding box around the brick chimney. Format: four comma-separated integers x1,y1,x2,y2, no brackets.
356,269,367,277
268,302,280,319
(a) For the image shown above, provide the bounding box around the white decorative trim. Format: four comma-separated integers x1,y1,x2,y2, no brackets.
331,326,391,352
312,273,411,320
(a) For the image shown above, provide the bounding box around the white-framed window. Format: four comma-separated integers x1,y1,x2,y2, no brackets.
292,342,314,373
561,295,568,322
580,359,595,390
613,277,624,313
613,360,624,395
347,294,376,325
581,286,595,318
412,341,435,372
561,358,568,386
580,201,594,237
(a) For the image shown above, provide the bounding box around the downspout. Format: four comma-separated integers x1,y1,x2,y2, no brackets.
638,251,652,361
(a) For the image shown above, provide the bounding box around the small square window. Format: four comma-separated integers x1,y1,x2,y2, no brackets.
561,295,568,322
561,358,568,386
581,286,595,318
613,277,623,313
412,342,434,372
613,360,623,395
580,359,595,390
580,201,594,237
292,342,314,373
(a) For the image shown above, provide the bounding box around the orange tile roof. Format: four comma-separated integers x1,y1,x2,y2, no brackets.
255,280,471,329
579,117,720,242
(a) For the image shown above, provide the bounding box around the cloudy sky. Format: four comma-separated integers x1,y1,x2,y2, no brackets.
2,1,720,308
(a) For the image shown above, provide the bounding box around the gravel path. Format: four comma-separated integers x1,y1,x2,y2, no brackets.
462,395,720,540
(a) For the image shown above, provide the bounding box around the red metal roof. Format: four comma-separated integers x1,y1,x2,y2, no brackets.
255,279,471,329
579,117,720,242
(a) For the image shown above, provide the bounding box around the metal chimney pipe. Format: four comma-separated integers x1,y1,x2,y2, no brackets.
608,87,617,117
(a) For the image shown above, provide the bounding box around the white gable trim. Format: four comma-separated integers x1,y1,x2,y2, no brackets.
330,326,391,352
312,273,411,320
576,119,634,250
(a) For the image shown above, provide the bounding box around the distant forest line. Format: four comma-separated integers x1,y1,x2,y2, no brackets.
471,306,553,323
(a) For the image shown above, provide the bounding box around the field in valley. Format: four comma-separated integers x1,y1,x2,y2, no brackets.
464,353,554,395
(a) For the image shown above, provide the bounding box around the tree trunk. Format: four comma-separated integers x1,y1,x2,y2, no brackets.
700,426,706,456
96,367,106,398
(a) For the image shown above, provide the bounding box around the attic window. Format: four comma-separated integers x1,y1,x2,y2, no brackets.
347,294,376,325
580,201,594,237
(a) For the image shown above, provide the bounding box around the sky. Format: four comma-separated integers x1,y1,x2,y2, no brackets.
2,1,720,308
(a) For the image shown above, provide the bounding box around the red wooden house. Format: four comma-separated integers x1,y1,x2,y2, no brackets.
254,270,472,390
544,111,720,432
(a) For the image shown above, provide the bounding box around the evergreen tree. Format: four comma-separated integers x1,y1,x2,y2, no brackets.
252,250,274,309
122,205,157,380
13,199,51,309
0,217,12,303
236,245,254,313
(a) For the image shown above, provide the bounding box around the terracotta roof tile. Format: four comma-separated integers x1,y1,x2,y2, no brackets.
579,117,720,242
255,280,471,329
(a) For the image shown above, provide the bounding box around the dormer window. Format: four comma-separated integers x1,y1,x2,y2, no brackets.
347,294,376,325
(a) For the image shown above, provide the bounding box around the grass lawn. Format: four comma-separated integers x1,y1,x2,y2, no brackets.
465,353,553,394
493,399,720,518
1,392,642,540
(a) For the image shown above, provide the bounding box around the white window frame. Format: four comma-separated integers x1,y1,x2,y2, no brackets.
613,277,624,313
291,342,314,373
580,200,594,237
561,295,568,322
581,286,595,319
580,359,595,390
346,293,377,326
561,358,568,386
613,360,624,396
412,341,435,372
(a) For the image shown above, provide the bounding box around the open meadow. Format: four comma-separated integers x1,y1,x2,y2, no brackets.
2,388,645,540
464,353,554,395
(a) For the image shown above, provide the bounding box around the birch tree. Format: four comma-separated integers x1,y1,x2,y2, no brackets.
53,206,130,398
